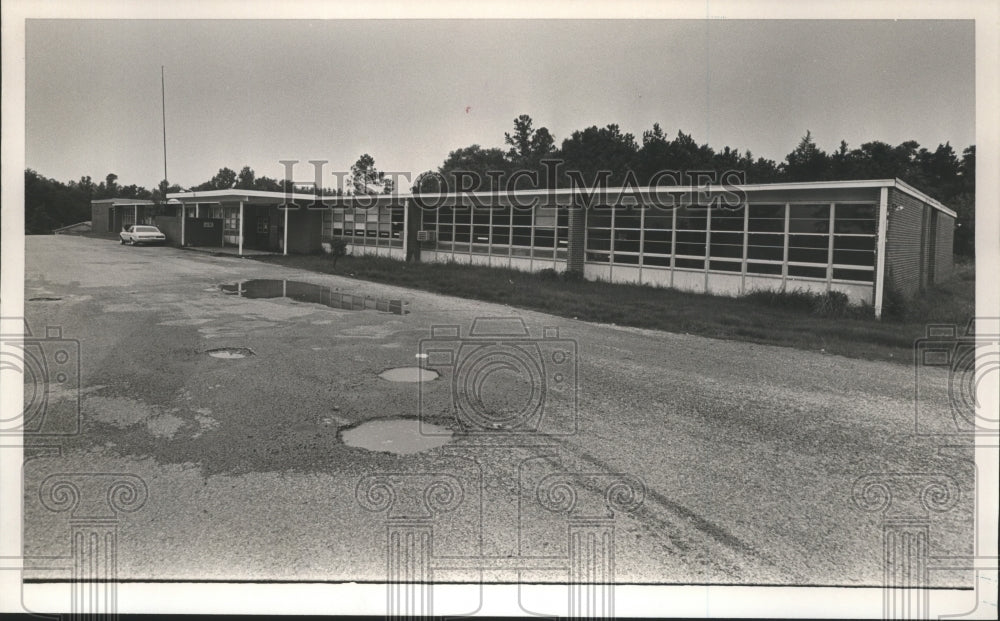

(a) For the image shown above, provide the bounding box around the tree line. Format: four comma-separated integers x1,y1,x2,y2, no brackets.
24,115,974,255
413,115,974,255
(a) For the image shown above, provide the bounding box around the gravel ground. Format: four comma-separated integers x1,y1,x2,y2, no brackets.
18,235,974,589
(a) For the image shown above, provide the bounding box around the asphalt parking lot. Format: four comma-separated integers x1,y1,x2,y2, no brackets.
19,235,973,586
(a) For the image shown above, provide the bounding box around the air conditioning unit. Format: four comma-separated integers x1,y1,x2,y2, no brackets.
416,230,435,242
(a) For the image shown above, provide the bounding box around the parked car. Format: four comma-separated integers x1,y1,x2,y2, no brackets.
120,225,166,246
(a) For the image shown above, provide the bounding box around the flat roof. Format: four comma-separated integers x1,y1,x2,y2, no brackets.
166,178,957,218
91,198,155,205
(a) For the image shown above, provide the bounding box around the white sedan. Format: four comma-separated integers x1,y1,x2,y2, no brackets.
120,225,166,246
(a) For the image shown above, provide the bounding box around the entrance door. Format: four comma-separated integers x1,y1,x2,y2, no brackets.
254,213,271,250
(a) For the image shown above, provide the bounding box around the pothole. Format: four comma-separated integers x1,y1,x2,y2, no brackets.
28,297,62,302
340,417,452,454
379,367,439,382
220,279,408,314
206,347,255,359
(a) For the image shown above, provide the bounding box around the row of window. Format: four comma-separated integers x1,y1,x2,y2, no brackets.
583,252,873,282
585,203,876,282
322,207,405,248
316,203,877,283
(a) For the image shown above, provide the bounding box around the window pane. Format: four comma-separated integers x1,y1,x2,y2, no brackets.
674,258,704,269
613,253,640,265
747,216,785,233
677,211,708,230
832,249,875,266
492,226,510,245
748,204,785,219
511,227,531,246
589,212,612,228
712,232,743,246
788,265,827,279
710,260,742,272
747,233,783,247
747,245,784,261
645,207,673,230
789,204,830,220
675,230,706,245
616,238,640,253
534,228,556,248
836,204,876,219
643,240,673,255
787,248,828,264
643,254,671,267
833,268,874,282
788,234,829,249
788,218,830,234
834,219,876,234
644,229,673,243
834,235,876,252
711,207,745,231
675,242,706,257
615,207,642,229
709,243,743,258
746,262,782,275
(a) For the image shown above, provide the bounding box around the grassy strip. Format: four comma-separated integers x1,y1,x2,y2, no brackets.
253,253,974,364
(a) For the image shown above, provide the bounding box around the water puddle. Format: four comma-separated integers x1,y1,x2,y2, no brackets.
220,280,408,314
379,367,440,382
207,347,255,359
340,418,452,454
28,297,62,302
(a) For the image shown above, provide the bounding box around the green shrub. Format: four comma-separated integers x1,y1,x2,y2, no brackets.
813,290,850,318
744,288,861,318
326,238,348,268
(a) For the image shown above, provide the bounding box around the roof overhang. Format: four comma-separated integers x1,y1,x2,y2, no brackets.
90,199,155,206
164,179,957,217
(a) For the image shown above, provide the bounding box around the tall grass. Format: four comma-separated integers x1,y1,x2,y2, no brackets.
254,253,974,364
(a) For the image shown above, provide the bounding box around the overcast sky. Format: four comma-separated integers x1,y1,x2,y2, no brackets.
25,19,974,191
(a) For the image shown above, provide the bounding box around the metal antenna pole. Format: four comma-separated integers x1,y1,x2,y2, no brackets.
161,66,168,185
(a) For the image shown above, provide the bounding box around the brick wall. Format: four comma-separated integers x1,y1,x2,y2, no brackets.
153,215,182,245
567,206,586,274
934,214,955,282
885,188,926,298
91,204,109,234
885,188,957,297
287,209,323,253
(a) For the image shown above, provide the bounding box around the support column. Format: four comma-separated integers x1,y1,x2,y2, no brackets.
283,203,289,256
566,202,586,276
402,199,409,261
180,203,186,246
874,187,889,319
238,201,244,256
